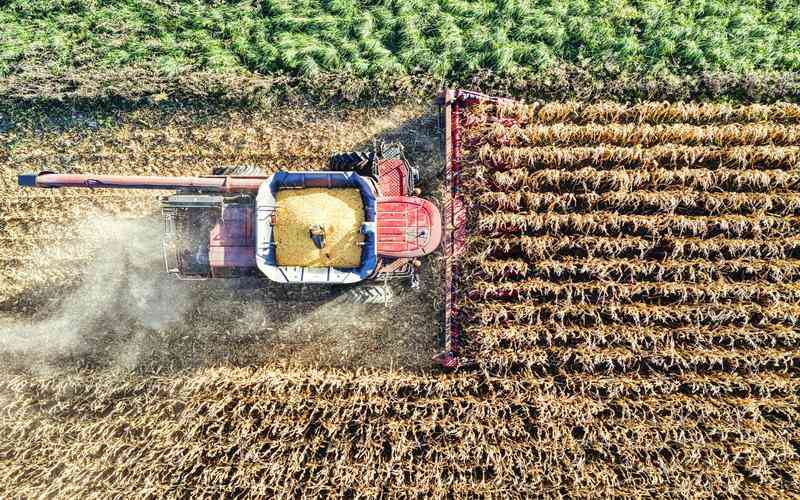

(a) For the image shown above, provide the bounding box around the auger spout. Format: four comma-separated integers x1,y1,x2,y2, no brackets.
17,171,266,193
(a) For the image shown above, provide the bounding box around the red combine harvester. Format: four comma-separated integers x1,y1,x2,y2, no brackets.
18,90,499,367
18,144,440,304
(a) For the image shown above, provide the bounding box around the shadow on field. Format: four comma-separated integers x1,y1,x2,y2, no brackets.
0,104,445,375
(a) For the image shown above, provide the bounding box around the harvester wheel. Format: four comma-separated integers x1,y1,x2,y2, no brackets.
336,285,391,305
328,151,375,176
211,165,266,176
380,142,403,160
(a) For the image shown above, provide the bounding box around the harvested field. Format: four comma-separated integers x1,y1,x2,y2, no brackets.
1,98,800,498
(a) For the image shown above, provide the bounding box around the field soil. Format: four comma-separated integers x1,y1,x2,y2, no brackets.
1,98,799,497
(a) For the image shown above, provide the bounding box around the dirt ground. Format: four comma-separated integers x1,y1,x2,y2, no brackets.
0,101,445,374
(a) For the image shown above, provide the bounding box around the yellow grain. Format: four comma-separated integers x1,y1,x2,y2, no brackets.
274,188,364,267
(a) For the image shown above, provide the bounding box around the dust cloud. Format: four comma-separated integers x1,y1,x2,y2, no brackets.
0,216,193,373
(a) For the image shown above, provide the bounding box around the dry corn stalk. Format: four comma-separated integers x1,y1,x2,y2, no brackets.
489,100,800,125
475,122,800,148
475,144,800,171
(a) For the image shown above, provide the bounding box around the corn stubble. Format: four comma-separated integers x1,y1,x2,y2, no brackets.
2,100,800,497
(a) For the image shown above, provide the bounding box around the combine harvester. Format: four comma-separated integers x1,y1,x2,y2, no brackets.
18,144,439,303
18,90,496,367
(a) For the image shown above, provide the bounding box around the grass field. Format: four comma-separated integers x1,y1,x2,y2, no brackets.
2,0,800,102
1,0,800,497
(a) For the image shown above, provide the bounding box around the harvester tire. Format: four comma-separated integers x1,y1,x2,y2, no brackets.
211,165,266,176
336,285,391,305
328,151,374,176
380,142,403,160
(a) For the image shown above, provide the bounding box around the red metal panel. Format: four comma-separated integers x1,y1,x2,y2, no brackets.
436,89,508,368
209,206,253,247
209,206,256,272
208,246,255,268
439,89,461,368
377,159,408,196
376,196,442,257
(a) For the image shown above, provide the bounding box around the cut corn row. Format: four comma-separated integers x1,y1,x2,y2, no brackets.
468,166,800,193
470,257,800,283
476,190,800,215
466,324,800,351
476,144,800,171
463,302,800,328
470,278,800,304
484,101,800,125
476,212,800,239
466,235,800,260
474,122,800,147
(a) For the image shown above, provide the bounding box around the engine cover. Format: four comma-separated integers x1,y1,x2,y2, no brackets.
376,196,442,258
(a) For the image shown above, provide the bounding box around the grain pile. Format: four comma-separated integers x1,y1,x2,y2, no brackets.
274,188,364,267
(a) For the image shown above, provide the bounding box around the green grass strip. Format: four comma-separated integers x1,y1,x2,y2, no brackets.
1,0,799,102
